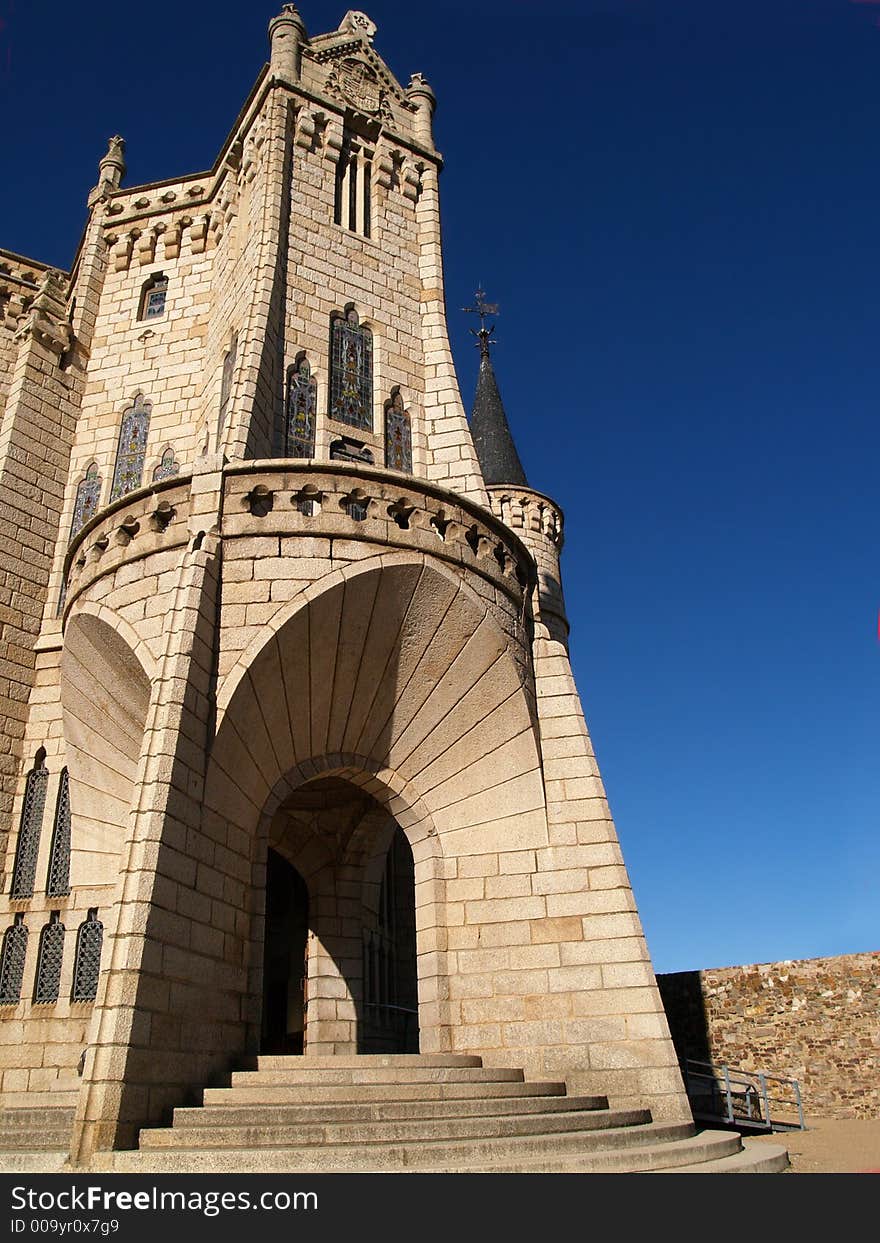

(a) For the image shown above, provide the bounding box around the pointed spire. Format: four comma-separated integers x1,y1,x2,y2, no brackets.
464,290,528,487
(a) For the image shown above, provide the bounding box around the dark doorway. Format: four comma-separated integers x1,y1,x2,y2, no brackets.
261,848,308,1054
359,825,419,1053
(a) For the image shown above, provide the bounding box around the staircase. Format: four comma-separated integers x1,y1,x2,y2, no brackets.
0,1093,77,1172
88,1055,789,1173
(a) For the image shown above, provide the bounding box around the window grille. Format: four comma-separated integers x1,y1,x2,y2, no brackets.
0,915,28,1005
70,463,101,540
152,448,180,482
34,913,65,1004
110,394,151,501
10,750,49,899
384,389,413,473
330,307,372,431
285,355,317,458
46,768,71,898
334,136,373,237
71,910,103,1003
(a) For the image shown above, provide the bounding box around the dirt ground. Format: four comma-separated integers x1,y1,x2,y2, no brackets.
745,1117,880,1173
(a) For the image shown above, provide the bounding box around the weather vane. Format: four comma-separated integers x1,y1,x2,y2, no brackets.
463,287,499,357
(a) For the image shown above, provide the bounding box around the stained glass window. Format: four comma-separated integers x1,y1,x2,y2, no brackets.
46,768,71,898
140,273,167,321
385,389,413,473
70,464,101,540
285,356,317,458
152,448,180,482
330,307,372,431
110,395,151,502
34,914,65,1004
218,333,237,440
0,915,28,1006
71,909,103,1003
10,750,49,899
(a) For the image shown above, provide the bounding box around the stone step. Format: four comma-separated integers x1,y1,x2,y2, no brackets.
140,1106,651,1150
241,1054,484,1071
0,1107,75,1129
671,1140,790,1174
0,1091,79,1110
0,1152,69,1174
226,1066,525,1087
0,1130,72,1150
464,1130,748,1173
202,1079,566,1106
176,1093,609,1128
97,1121,698,1173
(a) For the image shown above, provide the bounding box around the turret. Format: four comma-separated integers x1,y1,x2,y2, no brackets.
268,4,307,82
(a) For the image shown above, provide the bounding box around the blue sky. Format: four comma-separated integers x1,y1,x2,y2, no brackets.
2,1,877,973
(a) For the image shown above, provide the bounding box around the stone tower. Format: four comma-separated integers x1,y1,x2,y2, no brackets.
0,7,691,1166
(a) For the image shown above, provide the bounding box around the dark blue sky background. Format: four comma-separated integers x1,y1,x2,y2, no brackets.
2,1,877,972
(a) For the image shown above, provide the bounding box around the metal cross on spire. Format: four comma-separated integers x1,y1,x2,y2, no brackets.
463,287,499,359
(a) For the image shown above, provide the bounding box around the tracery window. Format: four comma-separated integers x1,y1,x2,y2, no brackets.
34,913,65,1004
71,909,103,1003
46,768,71,898
110,394,151,502
330,307,372,431
10,749,49,899
285,354,317,458
0,915,28,1005
152,447,180,482
70,463,101,540
384,388,413,473
139,272,167,321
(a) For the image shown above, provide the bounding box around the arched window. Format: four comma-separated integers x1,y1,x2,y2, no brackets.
384,387,413,473
70,463,101,540
330,306,372,431
110,394,151,502
34,913,65,1004
71,909,103,1003
138,272,167,321
0,915,28,1005
152,447,180,482
10,749,49,899
46,768,71,898
217,332,238,442
285,353,317,458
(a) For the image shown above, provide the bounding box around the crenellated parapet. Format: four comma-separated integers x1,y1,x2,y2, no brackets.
486,486,568,641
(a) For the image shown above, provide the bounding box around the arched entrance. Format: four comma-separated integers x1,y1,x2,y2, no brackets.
262,776,420,1055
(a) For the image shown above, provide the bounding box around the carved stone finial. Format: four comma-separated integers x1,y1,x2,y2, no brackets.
338,11,377,43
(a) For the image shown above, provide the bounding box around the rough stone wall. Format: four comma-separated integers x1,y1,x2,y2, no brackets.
657,952,880,1119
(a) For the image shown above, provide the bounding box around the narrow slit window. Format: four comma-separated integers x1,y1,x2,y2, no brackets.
384,388,413,473
34,913,65,1004
71,909,103,1003
218,332,238,442
10,749,49,899
70,463,101,541
285,355,317,458
46,768,71,898
139,272,168,321
0,915,28,1005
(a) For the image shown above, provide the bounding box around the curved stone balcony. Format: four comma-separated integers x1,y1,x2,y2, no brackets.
63,461,537,619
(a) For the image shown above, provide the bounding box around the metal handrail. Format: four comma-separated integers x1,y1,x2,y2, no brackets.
683,1057,805,1131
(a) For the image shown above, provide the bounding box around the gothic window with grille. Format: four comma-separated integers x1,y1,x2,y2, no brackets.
0,915,28,1005
285,354,317,458
34,913,65,1004
110,394,151,502
138,272,168,321
218,332,238,441
46,768,71,898
152,447,180,482
70,463,101,540
384,388,413,473
10,749,49,899
71,910,103,1003
330,307,372,431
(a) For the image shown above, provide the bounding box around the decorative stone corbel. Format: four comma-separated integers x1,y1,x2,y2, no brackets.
163,223,182,260
189,215,209,254
113,233,135,272
13,269,72,356
136,229,158,266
